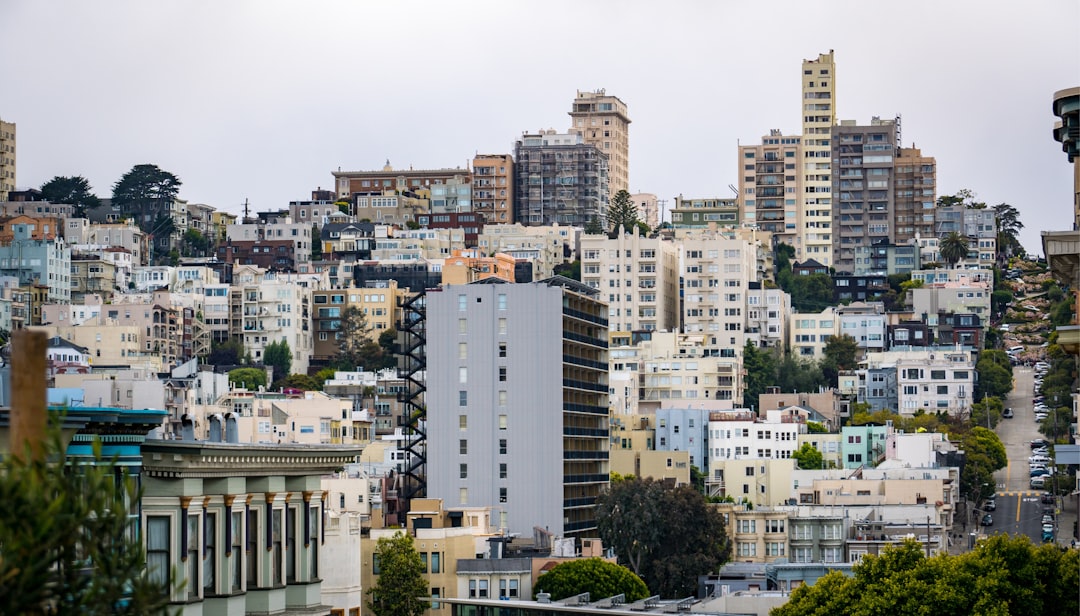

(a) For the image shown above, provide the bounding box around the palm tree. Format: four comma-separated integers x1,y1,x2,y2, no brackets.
939,231,969,267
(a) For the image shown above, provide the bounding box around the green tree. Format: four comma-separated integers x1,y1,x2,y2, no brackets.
791,442,824,470
774,243,796,290
311,224,322,260
821,334,858,387
228,367,267,389
314,367,337,388
207,339,243,365
534,558,649,602
263,340,292,383
182,228,211,257
336,305,370,370
584,216,604,235
606,189,639,236
274,373,320,392
596,478,731,598
939,231,970,267
970,396,1004,429
773,535,1079,616
775,353,827,395
553,260,581,281
975,353,1013,400
112,163,181,216
40,175,101,217
1039,406,1072,443
367,531,429,616
741,341,777,409
0,421,172,614
789,273,834,312
993,202,1025,261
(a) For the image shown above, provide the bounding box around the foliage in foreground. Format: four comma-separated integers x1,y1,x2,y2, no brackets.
367,531,429,616
772,536,1079,616
0,420,171,614
597,477,731,598
534,558,649,602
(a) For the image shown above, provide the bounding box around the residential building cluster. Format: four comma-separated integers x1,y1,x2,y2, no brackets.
0,55,1072,616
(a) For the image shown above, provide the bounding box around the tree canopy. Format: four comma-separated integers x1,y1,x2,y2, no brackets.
821,334,858,387
939,231,970,267
791,442,824,470
111,164,181,212
39,175,100,217
367,531,429,616
228,367,267,390
534,558,649,602
606,189,640,236
773,535,1079,616
263,340,292,383
596,477,731,598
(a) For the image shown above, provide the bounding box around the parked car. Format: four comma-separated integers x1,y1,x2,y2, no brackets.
1031,476,1047,489
1042,530,1055,543
1042,493,1056,504
981,513,994,526
1003,407,1014,418
984,499,997,511
1031,439,1050,448
1042,515,1054,524
1030,468,1051,477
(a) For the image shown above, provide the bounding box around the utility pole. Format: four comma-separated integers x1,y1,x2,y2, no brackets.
926,515,932,558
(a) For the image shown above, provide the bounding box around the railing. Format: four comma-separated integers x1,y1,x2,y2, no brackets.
563,306,608,327
563,331,608,349
564,403,608,415
563,426,609,437
563,378,608,393
564,473,608,484
563,354,607,370
564,450,609,460
563,497,598,508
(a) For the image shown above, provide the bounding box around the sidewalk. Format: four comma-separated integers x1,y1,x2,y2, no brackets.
1056,492,1078,548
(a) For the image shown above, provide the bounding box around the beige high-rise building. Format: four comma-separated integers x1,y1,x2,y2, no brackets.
631,192,659,230
0,118,14,202
471,154,514,224
801,51,836,265
569,90,630,196
580,230,679,333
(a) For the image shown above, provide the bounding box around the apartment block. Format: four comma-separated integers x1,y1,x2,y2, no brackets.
910,282,991,323
636,331,743,404
475,223,577,281
801,51,837,265
933,205,996,268
230,266,313,375
0,118,13,202
311,281,402,366
739,131,802,245
718,502,795,564
415,212,484,246
671,196,740,232
789,307,837,359
832,117,899,272
745,283,790,350
892,148,937,244
707,457,796,506
471,154,514,224
568,89,630,196
426,278,609,539
851,241,920,276
513,130,609,226
0,222,71,303
681,233,757,341
333,161,471,201
580,231,678,333
836,301,886,356
223,219,313,270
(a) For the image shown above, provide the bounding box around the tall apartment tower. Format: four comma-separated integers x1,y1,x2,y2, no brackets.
800,51,836,265
893,148,937,244
0,119,15,202
569,90,631,197
739,132,803,244
513,130,609,226
471,154,515,224
831,117,900,273
426,277,609,539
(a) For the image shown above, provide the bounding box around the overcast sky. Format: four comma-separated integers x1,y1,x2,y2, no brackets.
2,1,1077,254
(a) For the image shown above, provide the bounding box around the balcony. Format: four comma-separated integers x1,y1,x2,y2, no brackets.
1056,325,1080,355
563,378,608,393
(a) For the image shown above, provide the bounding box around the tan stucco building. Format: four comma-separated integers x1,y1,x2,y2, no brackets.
569,90,631,196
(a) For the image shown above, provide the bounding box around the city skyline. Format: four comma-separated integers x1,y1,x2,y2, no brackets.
1,0,1077,253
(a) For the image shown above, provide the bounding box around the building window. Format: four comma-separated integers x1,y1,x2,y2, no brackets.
459,439,468,455
285,507,297,583
204,512,217,594
458,294,467,311
498,318,507,334
499,439,507,455
459,367,468,384
498,391,507,407
499,488,507,503
459,415,467,429
247,509,259,586
146,516,171,590
460,464,468,479
230,511,242,592
498,342,507,357
498,414,507,430
431,552,441,574
459,342,467,360
498,367,507,382
459,391,467,406
499,463,508,479
498,294,507,310
272,509,283,586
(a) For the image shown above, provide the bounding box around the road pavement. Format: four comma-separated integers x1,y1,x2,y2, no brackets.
990,367,1069,545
